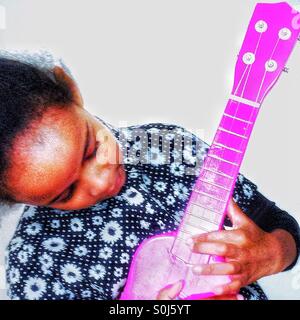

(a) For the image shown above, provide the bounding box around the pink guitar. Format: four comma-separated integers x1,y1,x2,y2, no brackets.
120,2,300,300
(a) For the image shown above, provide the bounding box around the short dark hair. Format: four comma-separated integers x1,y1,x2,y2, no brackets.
0,57,74,207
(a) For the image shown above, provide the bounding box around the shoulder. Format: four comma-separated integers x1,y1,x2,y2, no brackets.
121,122,200,134
119,122,209,149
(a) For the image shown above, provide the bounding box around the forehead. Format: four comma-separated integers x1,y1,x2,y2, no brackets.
6,106,85,203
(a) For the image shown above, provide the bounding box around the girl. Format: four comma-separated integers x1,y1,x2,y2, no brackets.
1,51,299,300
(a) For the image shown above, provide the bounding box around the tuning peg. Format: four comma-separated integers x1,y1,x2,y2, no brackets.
283,67,290,73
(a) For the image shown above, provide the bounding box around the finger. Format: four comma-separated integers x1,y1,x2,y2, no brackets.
192,241,238,258
227,199,253,229
229,274,249,286
192,262,242,276
191,229,247,245
213,279,243,296
156,280,184,300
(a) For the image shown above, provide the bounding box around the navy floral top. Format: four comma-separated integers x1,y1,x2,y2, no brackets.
5,121,300,300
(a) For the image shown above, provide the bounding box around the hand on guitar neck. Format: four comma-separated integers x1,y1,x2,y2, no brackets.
156,199,297,300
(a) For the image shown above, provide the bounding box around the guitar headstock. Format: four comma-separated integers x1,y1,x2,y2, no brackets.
232,2,300,105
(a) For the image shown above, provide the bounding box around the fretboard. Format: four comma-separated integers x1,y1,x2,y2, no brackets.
171,96,260,265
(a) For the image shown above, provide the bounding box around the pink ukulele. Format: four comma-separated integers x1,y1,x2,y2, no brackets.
120,2,300,300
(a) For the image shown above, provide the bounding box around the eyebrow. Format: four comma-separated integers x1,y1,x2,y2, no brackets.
46,121,90,205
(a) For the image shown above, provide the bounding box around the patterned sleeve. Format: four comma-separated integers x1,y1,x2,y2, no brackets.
229,175,300,271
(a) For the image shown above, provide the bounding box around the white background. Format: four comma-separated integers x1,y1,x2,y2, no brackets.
0,0,299,299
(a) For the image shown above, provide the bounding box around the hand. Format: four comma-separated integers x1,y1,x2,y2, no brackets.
156,281,243,300
187,199,289,296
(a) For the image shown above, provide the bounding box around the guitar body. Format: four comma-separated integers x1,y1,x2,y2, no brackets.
120,232,230,300
120,2,300,300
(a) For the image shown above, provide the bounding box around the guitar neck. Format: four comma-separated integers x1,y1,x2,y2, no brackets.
171,96,260,263
189,96,260,226
169,0,300,267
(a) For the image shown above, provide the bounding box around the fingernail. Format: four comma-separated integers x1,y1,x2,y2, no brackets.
192,265,204,275
237,294,244,301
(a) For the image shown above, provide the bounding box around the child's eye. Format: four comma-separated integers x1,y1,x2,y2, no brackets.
58,184,76,203
85,142,100,160
59,190,73,203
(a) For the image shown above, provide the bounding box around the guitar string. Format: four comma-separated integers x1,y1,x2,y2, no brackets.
255,37,280,102
173,26,284,268
170,31,262,267
205,33,282,268
203,32,281,226
200,30,266,266
216,29,263,187
170,30,262,265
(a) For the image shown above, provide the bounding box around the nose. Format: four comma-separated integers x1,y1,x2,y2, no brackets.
86,164,112,198
79,127,122,199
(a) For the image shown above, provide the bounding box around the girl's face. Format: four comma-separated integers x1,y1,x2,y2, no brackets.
6,104,126,210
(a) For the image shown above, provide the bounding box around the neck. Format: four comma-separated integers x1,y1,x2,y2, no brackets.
171,96,260,264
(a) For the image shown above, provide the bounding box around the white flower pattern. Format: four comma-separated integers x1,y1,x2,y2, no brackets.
24,277,47,300
61,263,82,284
5,123,267,301
101,221,123,244
89,264,106,280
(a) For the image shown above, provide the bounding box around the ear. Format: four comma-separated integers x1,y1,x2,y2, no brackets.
53,66,84,108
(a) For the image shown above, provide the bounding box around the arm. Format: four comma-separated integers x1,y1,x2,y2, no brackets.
157,198,298,300
240,189,300,272
155,125,299,298
190,129,300,277
270,229,297,273
230,175,300,272
188,197,299,296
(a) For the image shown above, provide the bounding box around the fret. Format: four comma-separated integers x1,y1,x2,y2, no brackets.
200,170,233,190
202,167,234,180
213,142,243,154
208,146,243,169
182,223,210,234
187,212,217,225
215,129,247,151
223,113,254,125
189,201,223,216
193,189,227,203
191,190,227,214
196,179,231,192
218,127,248,140
174,232,193,247
225,100,259,124
195,179,230,201
220,114,252,138
205,155,239,178
185,214,220,231
229,94,260,109
207,154,239,167
178,229,194,238
188,203,221,222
